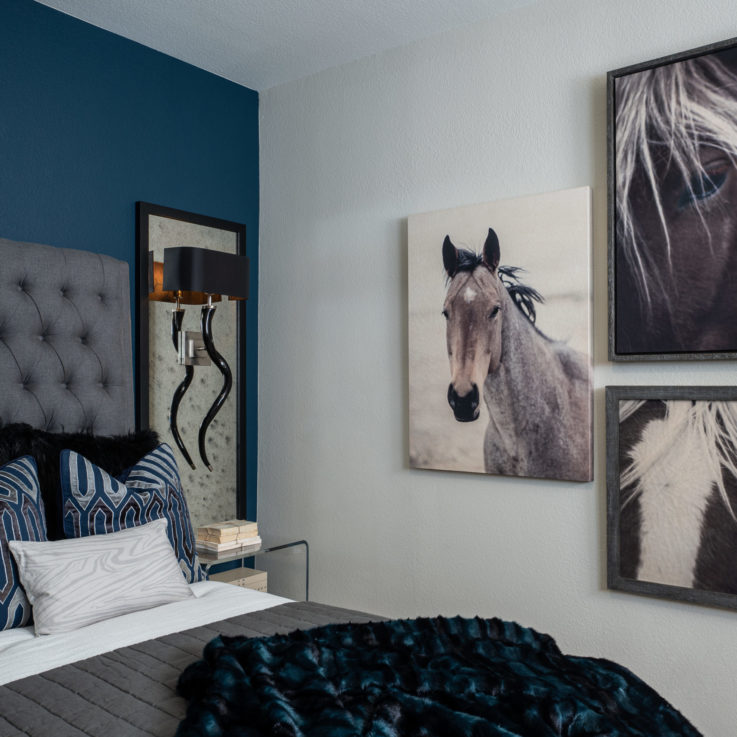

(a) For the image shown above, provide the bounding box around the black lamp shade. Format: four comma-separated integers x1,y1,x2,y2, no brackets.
162,246,249,300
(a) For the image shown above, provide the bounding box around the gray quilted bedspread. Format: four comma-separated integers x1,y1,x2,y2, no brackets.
0,601,381,737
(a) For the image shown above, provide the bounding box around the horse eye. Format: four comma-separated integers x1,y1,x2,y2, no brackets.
678,163,728,210
442,309,449,320
489,306,500,319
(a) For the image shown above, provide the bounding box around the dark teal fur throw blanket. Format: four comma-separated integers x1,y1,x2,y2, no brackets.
176,616,701,736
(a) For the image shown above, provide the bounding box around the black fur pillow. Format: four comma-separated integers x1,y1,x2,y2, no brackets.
0,424,159,540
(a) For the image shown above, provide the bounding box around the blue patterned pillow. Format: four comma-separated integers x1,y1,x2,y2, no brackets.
60,444,206,583
0,456,47,630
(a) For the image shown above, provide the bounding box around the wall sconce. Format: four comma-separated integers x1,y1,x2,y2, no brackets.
148,255,221,469
160,247,249,471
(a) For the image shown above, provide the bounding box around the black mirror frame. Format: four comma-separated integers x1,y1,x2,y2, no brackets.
135,201,247,518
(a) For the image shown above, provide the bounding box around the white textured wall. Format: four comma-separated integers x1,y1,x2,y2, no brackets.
259,2,737,733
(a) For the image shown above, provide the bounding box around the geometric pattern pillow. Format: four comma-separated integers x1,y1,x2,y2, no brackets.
0,456,47,630
60,444,206,583
0,423,160,541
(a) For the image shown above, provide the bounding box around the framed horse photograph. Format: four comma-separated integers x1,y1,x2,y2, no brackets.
408,187,592,483
608,36,737,360
606,385,737,612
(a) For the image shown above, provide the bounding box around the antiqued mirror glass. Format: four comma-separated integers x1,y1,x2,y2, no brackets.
136,202,246,530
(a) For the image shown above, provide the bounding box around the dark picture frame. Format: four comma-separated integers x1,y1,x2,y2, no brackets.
606,385,737,611
135,201,247,518
608,36,737,360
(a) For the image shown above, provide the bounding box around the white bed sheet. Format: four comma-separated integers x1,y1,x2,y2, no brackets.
0,581,290,685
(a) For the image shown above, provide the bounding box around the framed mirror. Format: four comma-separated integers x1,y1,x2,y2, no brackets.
135,202,247,530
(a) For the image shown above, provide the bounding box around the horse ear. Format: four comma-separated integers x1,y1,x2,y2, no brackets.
442,235,458,277
483,228,500,272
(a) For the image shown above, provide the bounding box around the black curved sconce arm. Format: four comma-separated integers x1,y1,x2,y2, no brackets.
198,303,233,472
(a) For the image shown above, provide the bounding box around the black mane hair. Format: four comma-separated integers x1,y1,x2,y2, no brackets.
499,266,544,325
447,248,544,325
451,248,484,274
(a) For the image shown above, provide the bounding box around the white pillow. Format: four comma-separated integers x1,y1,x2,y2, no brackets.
9,518,193,635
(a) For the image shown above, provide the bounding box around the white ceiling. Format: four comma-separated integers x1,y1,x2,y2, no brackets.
35,0,539,91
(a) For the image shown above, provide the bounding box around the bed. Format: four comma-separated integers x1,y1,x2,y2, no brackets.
0,236,702,736
0,583,376,736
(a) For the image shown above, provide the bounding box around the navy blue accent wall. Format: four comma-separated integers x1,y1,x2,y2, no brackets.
0,0,259,520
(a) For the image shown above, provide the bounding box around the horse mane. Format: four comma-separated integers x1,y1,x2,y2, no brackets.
446,248,544,325
616,54,737,324
620,400,737,522
498,266,544,325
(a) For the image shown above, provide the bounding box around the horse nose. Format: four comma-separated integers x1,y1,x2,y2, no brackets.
447,383,479,422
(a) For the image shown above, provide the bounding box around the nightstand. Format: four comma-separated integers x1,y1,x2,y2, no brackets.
198,539,310,600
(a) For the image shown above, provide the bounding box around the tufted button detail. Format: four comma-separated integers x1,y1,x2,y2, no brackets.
0,240,135,437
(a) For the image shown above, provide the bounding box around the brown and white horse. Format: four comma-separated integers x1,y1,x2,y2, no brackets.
442,228,591,482
618,399,737,593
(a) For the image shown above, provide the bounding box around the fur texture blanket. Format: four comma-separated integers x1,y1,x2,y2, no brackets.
176,616,701,736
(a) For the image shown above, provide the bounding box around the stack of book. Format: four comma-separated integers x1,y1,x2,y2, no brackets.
196,519,261,556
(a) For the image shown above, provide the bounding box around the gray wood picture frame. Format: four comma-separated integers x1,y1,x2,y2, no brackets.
606,385,737,612
607,36,737,361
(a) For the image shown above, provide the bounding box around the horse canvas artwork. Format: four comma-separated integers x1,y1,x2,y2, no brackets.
607,386,737,611
408,188,592,483
609,39,737,358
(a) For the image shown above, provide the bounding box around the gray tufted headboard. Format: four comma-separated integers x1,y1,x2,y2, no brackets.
0,237,134,435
